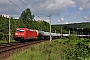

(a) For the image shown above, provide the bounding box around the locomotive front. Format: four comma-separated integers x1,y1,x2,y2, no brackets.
14,28,27,41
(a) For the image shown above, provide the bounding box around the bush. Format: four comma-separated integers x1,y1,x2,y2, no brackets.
0,32,4,40
65,42,90,60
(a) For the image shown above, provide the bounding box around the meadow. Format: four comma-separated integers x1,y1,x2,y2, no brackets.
0,40,16,44
10,36,90,60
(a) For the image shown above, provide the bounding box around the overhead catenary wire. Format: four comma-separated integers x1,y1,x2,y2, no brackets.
8,0,23,11
0,2,19,14
20,0,27,7
0,0,29,17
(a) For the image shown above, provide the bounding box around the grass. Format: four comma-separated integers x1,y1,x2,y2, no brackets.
10,39,68,60
9,38,90,60
0,40,8,44
0,40,16,44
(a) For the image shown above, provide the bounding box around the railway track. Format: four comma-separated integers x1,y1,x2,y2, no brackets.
0,40,46,60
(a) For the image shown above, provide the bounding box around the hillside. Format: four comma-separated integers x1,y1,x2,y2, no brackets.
63,22,90,29
51,22,90,34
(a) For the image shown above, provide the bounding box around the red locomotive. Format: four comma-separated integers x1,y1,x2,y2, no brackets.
14,28,39,41
14,28,61,42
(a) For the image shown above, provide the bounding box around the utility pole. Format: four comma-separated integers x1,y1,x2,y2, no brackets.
37,15,52,41
58,20,63,38
50,15,52,41
69,29,70,36
82,28,83,38
61,26,62,38
55,30,56,33
9,17,10,43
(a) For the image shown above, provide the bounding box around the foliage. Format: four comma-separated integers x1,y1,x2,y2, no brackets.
9,38,90,60
0,7,90,41
64,36,90,60
0,8,50,40
0,40,16,44
20,8,34,20
65,42,90,60
53,22,90,34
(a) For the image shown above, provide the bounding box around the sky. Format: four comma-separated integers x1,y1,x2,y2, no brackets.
0,0,90,25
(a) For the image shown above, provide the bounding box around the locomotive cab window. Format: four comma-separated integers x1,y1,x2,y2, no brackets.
16,29,24,32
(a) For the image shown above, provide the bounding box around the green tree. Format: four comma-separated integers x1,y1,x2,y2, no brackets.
0,16,9,40
19,8,34,28
20,8,34,20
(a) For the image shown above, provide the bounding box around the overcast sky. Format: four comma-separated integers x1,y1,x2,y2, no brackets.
0,0,90,24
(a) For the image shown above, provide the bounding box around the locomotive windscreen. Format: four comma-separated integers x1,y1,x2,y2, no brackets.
16,29,24,32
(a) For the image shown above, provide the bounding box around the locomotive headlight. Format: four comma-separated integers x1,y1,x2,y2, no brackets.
15,33,18,35
21,34,24,35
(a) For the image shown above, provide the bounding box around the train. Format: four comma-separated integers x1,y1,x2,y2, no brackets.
14,28,62,42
